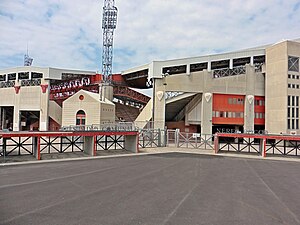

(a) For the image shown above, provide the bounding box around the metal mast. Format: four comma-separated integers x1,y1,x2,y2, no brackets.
102,0,118,83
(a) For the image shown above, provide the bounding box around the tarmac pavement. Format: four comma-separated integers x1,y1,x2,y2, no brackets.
0,151,300,225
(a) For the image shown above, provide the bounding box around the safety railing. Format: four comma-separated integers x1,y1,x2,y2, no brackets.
166,129,214,150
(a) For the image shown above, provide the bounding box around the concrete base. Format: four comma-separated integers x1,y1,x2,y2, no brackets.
125,135,139,153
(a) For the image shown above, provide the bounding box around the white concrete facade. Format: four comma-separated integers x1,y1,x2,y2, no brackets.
124,39,300,135
0,66,96,131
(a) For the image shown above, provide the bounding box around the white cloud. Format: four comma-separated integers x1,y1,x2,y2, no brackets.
0,0,300,74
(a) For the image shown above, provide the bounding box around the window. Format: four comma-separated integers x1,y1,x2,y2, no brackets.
8,73,16,81
288,56,299,72
18,72,29,80
237,98,244,104
287,95,299,130
228,98,232,104
288,84,291,88
288,74,291,79
76,110,86,125
292,75,295,79
31,72,43,79
259,100,264,106
0,74,6,82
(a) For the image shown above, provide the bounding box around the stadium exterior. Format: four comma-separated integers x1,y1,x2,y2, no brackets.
0,39,300,135
126,39,300,135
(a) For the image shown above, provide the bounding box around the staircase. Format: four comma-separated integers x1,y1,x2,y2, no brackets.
134,99,153,129
49,100,62,126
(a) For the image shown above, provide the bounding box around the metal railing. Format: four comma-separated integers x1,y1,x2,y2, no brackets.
60,122,138,132
167,129,214,150
213,66,246,78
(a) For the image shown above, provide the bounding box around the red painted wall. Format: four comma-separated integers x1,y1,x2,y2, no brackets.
254,96,265,125
212,94,245,125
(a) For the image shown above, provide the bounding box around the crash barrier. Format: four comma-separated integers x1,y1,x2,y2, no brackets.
215,133,300,157
167,130,214,150
0,130,139,162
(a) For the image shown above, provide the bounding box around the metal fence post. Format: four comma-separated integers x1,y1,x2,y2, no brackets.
158,129,161,147
175,129,179,148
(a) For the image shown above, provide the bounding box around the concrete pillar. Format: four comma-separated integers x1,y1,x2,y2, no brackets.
201,93,213,135
83,136,95,156
250,56,254,66
244,95,255,133
244,64,255,133
153,78,166,130
207,61,211,72
100,84,114,102
186,64,190,75
229,59,233,69
39,80,49,131
124,135,138,153
1,107,6,129
32,137,41,160
13,82,20,131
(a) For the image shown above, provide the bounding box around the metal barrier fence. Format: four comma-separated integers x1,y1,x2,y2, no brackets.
138,129,166,148
0,130,139,163
215,133,300,157
167,130,214,150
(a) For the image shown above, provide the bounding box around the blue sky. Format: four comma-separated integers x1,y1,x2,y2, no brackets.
1,0,300,74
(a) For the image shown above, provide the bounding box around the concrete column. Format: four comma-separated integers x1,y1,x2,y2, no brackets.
100,84,113,102
229,59,233,69
124,135,138,153
201,93,213,135
83,136,95,156
153,78,166,130
244,95,255,133
186,64,190,75
207,61,211,72
32,137,41,160
13,82,20,131
250,56,254,66
39,80,49,131
244,64,255,133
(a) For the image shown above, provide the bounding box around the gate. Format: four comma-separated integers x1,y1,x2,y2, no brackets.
167,129,214,150
138,129,166,148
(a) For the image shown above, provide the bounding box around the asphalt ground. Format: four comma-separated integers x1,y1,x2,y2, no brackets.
0,152,300,225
